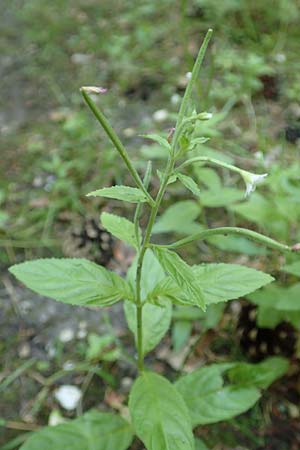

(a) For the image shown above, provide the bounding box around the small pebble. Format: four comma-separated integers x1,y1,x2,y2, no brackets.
59,328,75,343
153,109,168,122
18,342,31,359
77,329,87,339
54,385,82,410
123,127,135,137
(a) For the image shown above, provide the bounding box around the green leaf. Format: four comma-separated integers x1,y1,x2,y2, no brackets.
201,188,244,207
124,300,172,355
140,133,171,151
127,249,166,301
129,372,195,450
208,235,267,255
175,364,260,426
125,250,172,354
172,320,192,352
153,201,202,235
248,283,300,311
86,334,115,361
282,261,300,277
101,212,140,249
153,247,206,310
227,357,289,389
192,263,274,305
9,258,131,307
193,167,221,190
20,410,133,450
195,438,210,450
177,173,201,197
87,186,147,203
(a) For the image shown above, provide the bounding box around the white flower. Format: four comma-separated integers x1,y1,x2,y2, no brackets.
241,171,268,197
54,385,82,410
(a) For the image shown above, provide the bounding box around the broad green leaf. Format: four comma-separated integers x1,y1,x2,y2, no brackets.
257,305,300,328
282,261,300,277
172,305,206,321
125,250,172,354
269,283,300,311
177,173,201,197
87,186,147,203
20,410,133,450
124,300,172,355
140,133,171,151
248,283,300,311
227,357,289,389
192,263,273,305
190,146,234,164
208,235,267,255
176,364,260,426
201,188,244,207
129,372,195,450
193,167,221,190
172,320,193,352
153,201,202,235
248,283,300,327
9,258,131,307
195,438,210,450
154,247,206,310
229,193,288,238
101,212,140,248
141,144,169,160
86,334,115,361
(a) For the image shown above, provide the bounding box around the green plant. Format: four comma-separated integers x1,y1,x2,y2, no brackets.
8,30,299,450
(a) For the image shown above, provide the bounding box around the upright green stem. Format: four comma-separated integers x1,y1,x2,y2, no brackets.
173,29,213,147
135,157,175,372
81,89,155,207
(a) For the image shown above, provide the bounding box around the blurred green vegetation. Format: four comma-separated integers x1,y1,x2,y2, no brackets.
1,0,300,263
1,0,300,448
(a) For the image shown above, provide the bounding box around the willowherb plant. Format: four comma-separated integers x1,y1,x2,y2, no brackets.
9,30,299,450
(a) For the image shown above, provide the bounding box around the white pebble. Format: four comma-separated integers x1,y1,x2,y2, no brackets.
153,109,168,122
59,328,75,343
54,385,82,410
170,94,181,105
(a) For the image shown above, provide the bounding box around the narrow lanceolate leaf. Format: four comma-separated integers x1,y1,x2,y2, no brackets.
177,173,201,197
175,364,260,426
140,133,172,151
129,372,195,450
87,186,148,203
20,410,133,450
101,212,141,249
192,263,274,305
124,300,172,355
153,247,205,310
9,258,132,307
